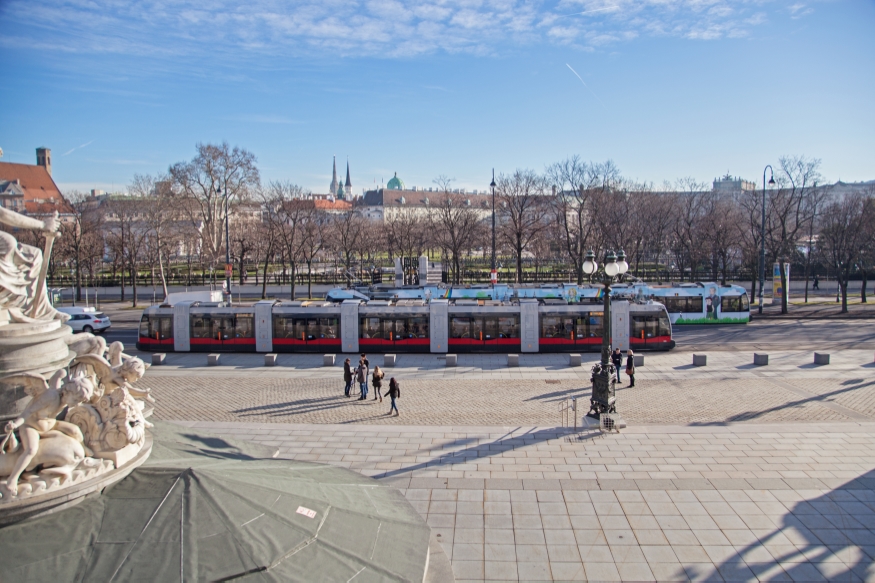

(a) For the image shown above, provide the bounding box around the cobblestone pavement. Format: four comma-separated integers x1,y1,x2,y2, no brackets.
171,420,875,582
149,374,873,427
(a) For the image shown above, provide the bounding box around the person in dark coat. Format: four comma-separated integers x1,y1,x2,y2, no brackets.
611,348,623,383
343,358,353,397
626,349,636,388
386,378,400,416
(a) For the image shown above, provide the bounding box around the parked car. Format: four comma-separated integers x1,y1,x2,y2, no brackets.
57,307,111,334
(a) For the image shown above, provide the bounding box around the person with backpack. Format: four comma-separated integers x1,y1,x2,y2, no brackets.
386,378,400,416
356,359,369,400
343,358,353,397
372,366,385,402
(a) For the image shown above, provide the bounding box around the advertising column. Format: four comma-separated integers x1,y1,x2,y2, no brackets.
772,263,790,305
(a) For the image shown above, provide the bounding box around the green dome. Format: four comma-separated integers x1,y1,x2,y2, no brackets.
387,173,404,190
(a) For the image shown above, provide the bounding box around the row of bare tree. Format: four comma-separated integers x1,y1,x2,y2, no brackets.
44,144,874,313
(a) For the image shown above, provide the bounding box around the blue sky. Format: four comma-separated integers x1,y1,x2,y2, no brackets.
1,0,873,195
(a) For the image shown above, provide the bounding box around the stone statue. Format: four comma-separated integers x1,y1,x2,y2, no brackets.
0,370,94,495
0,207,67,324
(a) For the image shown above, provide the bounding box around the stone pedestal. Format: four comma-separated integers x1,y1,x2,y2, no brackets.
0,320,73,421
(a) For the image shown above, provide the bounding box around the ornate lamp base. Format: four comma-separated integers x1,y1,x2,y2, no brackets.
586,363,617,419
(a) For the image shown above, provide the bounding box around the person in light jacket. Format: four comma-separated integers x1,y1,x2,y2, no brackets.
356,359,369,400
372,366,385,403
625,349,636,388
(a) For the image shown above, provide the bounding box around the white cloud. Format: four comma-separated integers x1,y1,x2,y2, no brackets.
0,0,806,62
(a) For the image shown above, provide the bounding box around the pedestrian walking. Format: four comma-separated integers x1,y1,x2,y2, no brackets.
611,348,623,383
343,358,353,397
372,366,385,402
386,377,400,416
356,359,369,400
360,353,370,395
625,349,636,388
813,275,820,290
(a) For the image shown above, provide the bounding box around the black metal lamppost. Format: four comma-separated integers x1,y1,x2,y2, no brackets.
490,169,497,290
219,185,232,303
582,249,629,419
758,166,775,314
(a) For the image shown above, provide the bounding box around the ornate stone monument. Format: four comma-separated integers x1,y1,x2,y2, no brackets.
0,206,154,523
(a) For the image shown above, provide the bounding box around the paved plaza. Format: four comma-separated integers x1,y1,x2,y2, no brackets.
137,345,875,581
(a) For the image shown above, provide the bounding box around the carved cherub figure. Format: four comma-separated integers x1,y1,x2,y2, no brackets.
74,343,154,404
0,371,94,495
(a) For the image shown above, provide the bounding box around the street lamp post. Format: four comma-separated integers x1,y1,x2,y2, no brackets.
759,166,776,314
582,249,628,420
219,186,232,304
490,169,497,291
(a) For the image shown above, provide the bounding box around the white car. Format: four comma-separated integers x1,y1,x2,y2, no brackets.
57,307,111,334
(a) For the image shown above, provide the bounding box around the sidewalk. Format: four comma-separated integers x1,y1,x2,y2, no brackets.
170,419,875,582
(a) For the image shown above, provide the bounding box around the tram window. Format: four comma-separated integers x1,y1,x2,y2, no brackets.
292,319,307,340
540,316,560,338
721,297,741,312
471,318,484,340
410,317,429,338
741,293,749,311
631,316,646,339
585,313,604,338
658,314,671,337
451,317,471,338
139,316,173,339
320,318,338,338
235,315,254,338
662,296,704,313
360,317,379,339
498,317,518,338
191,316,211,338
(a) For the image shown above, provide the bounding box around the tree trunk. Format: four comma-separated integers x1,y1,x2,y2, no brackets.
131,261,138,308
861,269,868,304
260,246,271,300
119,264,126,302
750,269,757,309
840,275,848,313
75,255,82,303
307,260,313,298
289,262,297,300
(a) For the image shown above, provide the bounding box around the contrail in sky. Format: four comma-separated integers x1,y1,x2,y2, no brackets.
566,64,607,110
561,6,618,17
63,140,94,156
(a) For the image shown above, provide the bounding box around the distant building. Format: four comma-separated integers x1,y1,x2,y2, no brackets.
359,183,493,222
0,147,73,219
713,173,756,192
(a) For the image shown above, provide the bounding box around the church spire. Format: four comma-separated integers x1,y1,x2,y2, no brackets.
329,155,338,197
344,159,352,198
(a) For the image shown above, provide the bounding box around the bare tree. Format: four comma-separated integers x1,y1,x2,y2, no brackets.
299,208,329,298
429,176,485,284
546,158,621,283
130,174,180,300
698,192,741,285
496,169,550,283
767,156,821,313
668,179,708,282
818,191,873,312
104,196,149,307
169,142,260,271
329,208,366,285
56,191,104,302
261,181,309,299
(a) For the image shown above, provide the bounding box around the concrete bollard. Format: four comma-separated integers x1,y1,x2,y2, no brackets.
634,354,644,367
814,353,830,365
507,354,519,367
754,353,769,366
384,354,396,367
208,354,221,366
445,354,457,367
569,354,582,367
264,353,278,366
151,353,166,366
323,354,336,367
693,354,707,367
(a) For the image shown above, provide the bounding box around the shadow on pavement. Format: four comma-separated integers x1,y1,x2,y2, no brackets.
688,383,869,424
690,469,875,582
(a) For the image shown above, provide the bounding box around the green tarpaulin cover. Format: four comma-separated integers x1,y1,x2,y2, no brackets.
0,422,430,582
